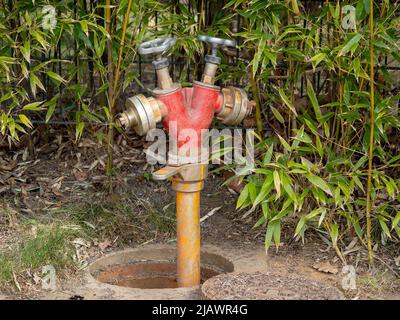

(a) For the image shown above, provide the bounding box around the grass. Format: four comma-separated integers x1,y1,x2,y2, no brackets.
0,223,79,291
0,254,13,285
19,225,76,269
0,190,176,292
63,192,176,243
356,271,400,297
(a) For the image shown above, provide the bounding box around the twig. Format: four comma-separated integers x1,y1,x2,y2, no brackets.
374,255,400,278
200,206,222,223
12,267,21,292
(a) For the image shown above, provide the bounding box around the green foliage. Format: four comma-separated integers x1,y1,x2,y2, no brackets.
229,0,400,253
0,0,159,143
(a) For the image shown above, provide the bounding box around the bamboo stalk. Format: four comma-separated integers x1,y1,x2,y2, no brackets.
105,0,114,178
106,0,134,180
198,0,204,30
287,6,297,135
112,0,133,97
366,0,375,265
242,2,263,135
250,72,263,134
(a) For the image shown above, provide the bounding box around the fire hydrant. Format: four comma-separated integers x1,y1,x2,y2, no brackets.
118,35,252,287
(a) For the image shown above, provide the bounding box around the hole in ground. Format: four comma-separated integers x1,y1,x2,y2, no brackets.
95,262,221,289
90,249,234,289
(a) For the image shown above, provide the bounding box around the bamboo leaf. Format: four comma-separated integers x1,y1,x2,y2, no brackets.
75,122,85,141
20,41,30,64
305,207,326,220
80,20,89,36
278,88,297,116
270,106,285,124
307,80,321,120
392,212,400,230
330,223,339,246
30,30,48,49
253,174,274,207
290,0,300,15
294,217,306,236
378,217,391,238
273,220,281,251
306,173,333,196
18,114,33,128
45,98,58,123
309,52,326,70
23,101,44,111
237,183,249,208
281,172,297,202
263,144,274,165
273,170,281,199
265,220,278,250
277,134,292,152
338,33,362,56
47,71,67,84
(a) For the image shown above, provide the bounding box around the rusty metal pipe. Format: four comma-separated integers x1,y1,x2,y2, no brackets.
176,190,201,287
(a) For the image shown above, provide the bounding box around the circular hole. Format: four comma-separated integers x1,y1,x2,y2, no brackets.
90,249,234,289
95,262,221,289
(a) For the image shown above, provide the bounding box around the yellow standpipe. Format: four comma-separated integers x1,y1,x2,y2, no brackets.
176,191,201,287
152,163,207,288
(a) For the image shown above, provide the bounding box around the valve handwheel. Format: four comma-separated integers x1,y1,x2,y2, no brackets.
138,37,177,89
197,35,236,66
138,37,177,56
197,35,236,49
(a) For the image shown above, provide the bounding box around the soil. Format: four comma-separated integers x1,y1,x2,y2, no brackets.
201,271,344,300
0,128,400,300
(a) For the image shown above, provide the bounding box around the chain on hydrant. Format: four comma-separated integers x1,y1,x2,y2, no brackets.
118,35,253,287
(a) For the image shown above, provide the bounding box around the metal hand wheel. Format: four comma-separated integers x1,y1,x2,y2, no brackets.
198,35,236,65
138,37,177,56
197,35,236,49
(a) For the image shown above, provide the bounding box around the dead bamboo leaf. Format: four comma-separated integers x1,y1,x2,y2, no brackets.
200,206,222,223
98,239,112,251
0,160,17,171
312,261,338,274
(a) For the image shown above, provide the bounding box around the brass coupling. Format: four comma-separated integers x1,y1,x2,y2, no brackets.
217,86,254,125
117,94,166,136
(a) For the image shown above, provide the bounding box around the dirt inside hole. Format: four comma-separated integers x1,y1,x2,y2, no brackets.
94,261,227,289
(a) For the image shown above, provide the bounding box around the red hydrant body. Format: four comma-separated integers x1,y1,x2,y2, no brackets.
156,82,223,153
